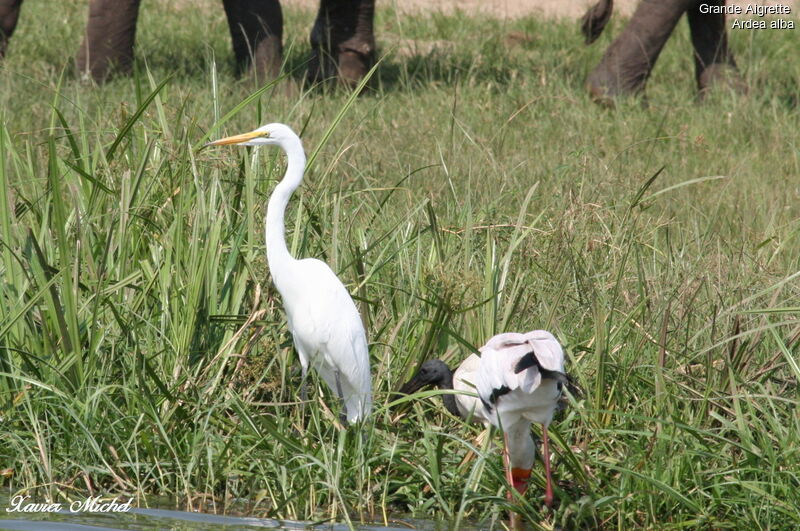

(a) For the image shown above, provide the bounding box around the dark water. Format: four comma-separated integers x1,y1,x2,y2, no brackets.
0,494,475,530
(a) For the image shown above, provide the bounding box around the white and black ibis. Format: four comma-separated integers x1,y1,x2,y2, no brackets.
397,331,567,510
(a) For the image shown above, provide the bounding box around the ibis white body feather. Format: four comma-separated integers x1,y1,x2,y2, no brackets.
451,353,490,422
475,330,566,506
476,330,565,430
453,353,535,470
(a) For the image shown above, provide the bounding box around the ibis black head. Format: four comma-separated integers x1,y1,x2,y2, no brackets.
397,359,454,395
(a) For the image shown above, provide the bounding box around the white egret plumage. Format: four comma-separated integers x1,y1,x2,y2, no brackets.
207,123,372,425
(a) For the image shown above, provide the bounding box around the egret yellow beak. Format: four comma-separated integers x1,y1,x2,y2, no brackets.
205,130,269,146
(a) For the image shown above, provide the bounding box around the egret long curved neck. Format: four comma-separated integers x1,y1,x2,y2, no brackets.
265,136,307,278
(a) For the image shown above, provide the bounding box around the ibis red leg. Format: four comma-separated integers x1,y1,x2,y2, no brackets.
503,431,514,498
541,423,554,508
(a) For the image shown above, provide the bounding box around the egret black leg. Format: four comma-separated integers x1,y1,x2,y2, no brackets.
335,370,348,427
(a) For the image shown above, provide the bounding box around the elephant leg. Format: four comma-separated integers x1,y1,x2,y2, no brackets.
76,0,141,81
581,0,614,45
0,0,23,59
686,0,745,96
222,0,283,79
307,0,375,88
586,0,693,103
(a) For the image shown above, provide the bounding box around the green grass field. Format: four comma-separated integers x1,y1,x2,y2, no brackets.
1,0,799,528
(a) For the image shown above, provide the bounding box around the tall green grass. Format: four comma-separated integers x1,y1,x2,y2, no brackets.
0,0,798,528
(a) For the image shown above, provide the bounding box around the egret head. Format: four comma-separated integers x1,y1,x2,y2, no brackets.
206,123,299,148
397,359,453,394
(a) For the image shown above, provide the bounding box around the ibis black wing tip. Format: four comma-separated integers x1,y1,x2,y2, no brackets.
541,368,569,384
483,385,510,412
514,351,539,374
514,351,569,385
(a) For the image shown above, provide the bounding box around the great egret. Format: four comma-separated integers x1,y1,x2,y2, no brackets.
207,123,372,425
398,331,566,510
475,330,566,509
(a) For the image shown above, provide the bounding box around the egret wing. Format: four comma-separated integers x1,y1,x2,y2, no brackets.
288,258,371,415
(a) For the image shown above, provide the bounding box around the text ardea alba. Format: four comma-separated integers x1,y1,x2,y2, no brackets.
207,123,372,425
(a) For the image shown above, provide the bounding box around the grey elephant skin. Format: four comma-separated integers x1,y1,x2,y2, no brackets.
0,0,375,86
582,0,745,103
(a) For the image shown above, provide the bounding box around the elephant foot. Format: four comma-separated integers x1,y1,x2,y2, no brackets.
306,0,375,89
307,46,372,89
586,0,686,105
76,51,134,82
697,63,747,99
337,49,370,87
249,34,283,81
223,0,284,81
586,63,646,106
